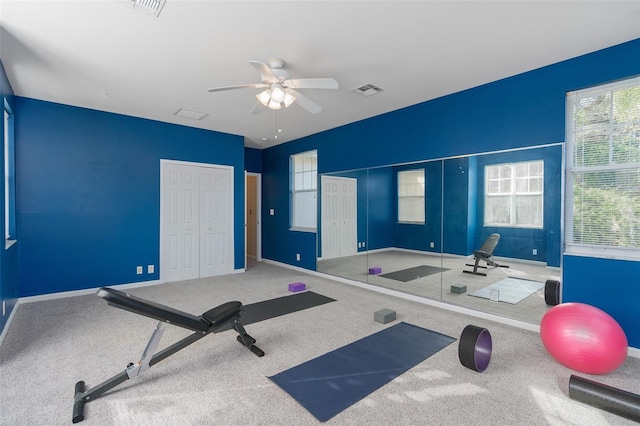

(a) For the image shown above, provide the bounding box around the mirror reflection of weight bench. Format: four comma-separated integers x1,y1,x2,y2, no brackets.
72,287,264,423
463,233,509,276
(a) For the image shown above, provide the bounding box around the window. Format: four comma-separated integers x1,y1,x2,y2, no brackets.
397,169,425,223
291,150,317,230
3,101,15,247
566,76,640,259
484,160,544,228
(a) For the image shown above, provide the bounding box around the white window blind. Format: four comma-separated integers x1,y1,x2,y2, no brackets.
397,169,425,223
484,160,544,228
565,76,640,260
291,150,317,229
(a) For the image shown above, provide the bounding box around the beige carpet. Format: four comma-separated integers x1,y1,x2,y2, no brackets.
1,261,637,425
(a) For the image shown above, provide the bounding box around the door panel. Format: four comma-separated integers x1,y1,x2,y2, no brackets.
162,164,199,282
321,176,357,260
199,166,232,278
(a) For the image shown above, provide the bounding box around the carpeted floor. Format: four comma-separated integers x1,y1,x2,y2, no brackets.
1,261,638,425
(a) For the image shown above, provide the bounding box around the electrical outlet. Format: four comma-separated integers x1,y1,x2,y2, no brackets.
2,301,5,317
296,253,301,261
532,249,538,255
136,266,143,274
362,241,365,248
430,242,435,248
148,264,154,274
269,209,275,216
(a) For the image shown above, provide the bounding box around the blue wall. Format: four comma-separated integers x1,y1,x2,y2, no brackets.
443,156,473,256
262,39,640,348
245,147,262,173
366,167,394,252
0,59,19,336
563,256,640,348
15,98,245,297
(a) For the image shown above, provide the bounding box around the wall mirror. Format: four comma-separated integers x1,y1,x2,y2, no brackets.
317,143,563,325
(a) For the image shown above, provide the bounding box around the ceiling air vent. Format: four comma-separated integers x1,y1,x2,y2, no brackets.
131,0,166,17
174,108,207,121
352,84,383,97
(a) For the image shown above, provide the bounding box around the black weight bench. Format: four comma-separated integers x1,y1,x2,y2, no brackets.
72,287,264,423
463,233,509,276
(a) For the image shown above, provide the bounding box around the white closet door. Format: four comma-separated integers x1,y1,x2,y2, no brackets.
162,163,199,282
340,178,357,257
161,161,234,282
200,166,233,278
321,176,340,260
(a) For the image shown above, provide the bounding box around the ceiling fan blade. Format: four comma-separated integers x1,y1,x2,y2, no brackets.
284,78,338,90
289,89,322,114
249,61,279,83
207,83,267,93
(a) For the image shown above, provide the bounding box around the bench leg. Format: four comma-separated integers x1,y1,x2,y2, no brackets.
232,318,265,357
72,331,206,423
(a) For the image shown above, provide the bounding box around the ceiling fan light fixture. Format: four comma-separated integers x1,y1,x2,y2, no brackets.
283,92,296,108
268,100,282,110
270,85,285,103
257,90,271,106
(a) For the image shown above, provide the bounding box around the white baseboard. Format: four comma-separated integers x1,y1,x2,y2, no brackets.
18,280,162,304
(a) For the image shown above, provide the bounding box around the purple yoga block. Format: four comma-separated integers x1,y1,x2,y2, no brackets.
288,282,306,292
369,267,382,275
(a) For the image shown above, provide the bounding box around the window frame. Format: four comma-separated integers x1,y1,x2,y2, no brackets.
290,150,317,231
484,160,544,229
397,168,425,224
565,76,640,260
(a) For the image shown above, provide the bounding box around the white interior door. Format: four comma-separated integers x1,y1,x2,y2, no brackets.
340,178,357,257
321,176,357,260
161,160,234,282
162,163,199,282
200,166,233,277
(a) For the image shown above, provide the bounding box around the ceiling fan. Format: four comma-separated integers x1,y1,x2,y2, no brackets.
207,59,338,114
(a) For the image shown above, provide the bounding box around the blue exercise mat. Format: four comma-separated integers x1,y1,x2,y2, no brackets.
268,322,456,422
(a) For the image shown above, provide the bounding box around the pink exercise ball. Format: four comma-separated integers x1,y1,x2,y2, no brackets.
540,303,628,375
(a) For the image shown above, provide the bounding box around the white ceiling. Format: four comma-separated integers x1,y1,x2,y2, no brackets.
1,1,639,149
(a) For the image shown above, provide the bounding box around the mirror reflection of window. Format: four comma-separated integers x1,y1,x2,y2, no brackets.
484,160,544,228
397,169,425,223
